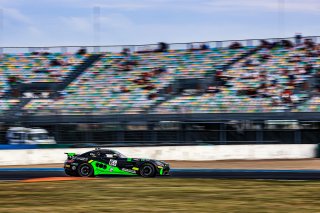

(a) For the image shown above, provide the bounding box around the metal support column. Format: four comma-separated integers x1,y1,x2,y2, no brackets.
220,123,226,145
294,130,301,144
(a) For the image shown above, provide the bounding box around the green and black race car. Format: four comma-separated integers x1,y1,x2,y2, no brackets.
64,148,170,178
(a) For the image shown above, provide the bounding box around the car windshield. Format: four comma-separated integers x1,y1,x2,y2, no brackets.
29,133,49,140
113,150,127,158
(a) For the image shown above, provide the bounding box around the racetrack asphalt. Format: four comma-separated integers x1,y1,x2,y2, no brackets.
1,168,320,180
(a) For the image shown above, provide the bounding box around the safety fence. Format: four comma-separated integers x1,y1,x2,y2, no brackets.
0,121,319,146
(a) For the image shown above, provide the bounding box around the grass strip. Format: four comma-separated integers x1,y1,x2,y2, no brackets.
0,178,320,212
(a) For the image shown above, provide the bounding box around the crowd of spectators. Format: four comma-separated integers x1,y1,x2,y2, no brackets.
0,49,88,85
2,36,320,114
136,42,169,54
209,35,320,109
187,43,210,51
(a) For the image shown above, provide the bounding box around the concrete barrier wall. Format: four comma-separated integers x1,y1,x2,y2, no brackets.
0,144,317,165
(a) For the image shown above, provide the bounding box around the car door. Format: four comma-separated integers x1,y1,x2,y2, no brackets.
97,150,118,167
101,150,130,170
115,157,133,169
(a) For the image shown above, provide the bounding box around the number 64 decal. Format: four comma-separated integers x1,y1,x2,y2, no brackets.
109,159,117,166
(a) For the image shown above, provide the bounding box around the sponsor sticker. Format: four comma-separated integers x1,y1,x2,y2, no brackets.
76,157,88,161
109,159,117,167
121,168,136,174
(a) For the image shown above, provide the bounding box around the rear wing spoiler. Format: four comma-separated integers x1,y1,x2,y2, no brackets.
65,153,77,159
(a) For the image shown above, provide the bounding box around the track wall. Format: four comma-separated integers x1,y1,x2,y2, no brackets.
0,144,317,165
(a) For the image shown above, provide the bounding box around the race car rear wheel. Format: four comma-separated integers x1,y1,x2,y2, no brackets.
139,163,156,178
78,163,94,177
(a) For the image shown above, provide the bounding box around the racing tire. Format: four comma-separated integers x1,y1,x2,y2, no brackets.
139,163,156,178
77,163,94,177
65,170,76,177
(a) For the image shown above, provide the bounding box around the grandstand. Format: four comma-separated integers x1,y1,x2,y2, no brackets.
23,45,254,114
0,36,320,145
0,52,87,83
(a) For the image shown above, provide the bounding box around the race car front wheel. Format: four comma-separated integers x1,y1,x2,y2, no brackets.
65,170,77,177
78,163,94,177
139,163,156,178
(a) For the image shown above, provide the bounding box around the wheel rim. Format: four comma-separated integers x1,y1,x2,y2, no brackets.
142,166,152,176
80,165,90,176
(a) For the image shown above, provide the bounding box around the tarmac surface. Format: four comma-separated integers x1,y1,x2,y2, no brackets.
1,159,320,181
1,168,320,181
2,159,320,170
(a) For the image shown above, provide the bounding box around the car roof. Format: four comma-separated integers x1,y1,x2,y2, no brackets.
91,149,118,154
93,148,115,152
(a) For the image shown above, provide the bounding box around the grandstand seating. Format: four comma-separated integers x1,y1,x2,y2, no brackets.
0,68,10,96
153,43,320,113
23,47,253,114
153,93,289,114
0,99,20,114
0,38,319,115
0,53,88,83
294,97,320,112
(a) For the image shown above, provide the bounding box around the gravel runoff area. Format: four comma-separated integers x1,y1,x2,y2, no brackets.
1,159,320,170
